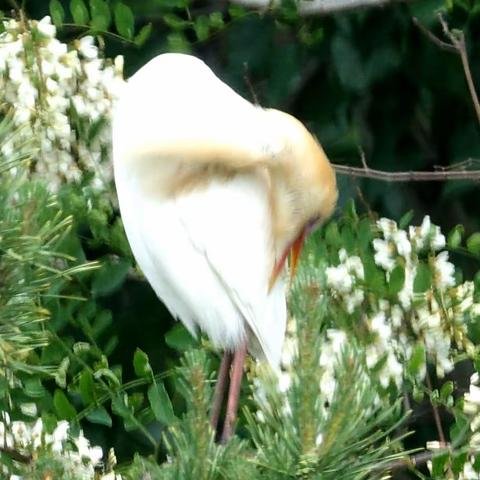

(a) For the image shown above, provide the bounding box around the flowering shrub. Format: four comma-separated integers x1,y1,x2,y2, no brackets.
1,5,480,480
0,15,124,190
0,412,120,479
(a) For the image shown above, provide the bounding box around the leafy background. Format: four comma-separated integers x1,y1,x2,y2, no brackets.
1,0,480,478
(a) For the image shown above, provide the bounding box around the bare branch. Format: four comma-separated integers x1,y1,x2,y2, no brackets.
425,371,447,445
412,17,458,54
0,445,31,464
228,0,409,16
380,450,438,472
437,14,480,127
333,163,480,182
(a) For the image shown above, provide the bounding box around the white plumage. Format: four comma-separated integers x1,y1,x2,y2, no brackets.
112,54,288,366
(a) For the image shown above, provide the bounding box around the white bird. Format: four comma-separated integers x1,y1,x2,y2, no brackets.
112,53,337,442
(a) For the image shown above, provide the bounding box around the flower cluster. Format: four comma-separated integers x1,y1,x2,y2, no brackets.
0,412,120,479
0,16,124,190
326,248,364,313
424,372,480,479
324,216,479,383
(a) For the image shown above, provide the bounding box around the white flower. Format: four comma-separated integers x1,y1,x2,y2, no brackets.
391,305,403,328
20,403,37,417
278,372,291,393
370,312,392,342
0,15,124,191
398,264,415,309
51,420,69,451
326,264,353,293
392,230,411,258
373,239,395,271
345,255,364,280
345,288,364,313
36,16,56,38
11,421,31,448
78,36,98,60
465,384,480,415
434,251,455,289
431,229,446,250
377,218,397,240
420,215,431,238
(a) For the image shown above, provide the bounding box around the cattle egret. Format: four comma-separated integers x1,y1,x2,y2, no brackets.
112,53,337,443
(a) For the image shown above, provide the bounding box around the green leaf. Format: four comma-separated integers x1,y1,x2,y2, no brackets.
70,0,89,24
54,356,70,388
148,381,175,425
79,370,94,404
133,348,152,378
24,378,47,398
440,381,454,402
112,394,133,419
388,265,405,295
452,450,468,474
163,13,189,29
413,262,432,293
467,232,480,256
399,210,414,229
134,23,152,46
86,406,112,427
450,412,469,444
166,32,191,53
431,451,449,477
209,12,224,29
91,257,130,297
324,221,342,248
193,15,210,42
114,2,134,39
53,390,77,420
89,0,111,31
340,224,355,252
50,0,65,26
358,218,373,251
363,256,386,296
448,225,464,249
165,323,196,351
407,342,425,376
228,4,246,17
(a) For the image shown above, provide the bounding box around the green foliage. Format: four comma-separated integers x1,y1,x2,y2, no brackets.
2,0,480,478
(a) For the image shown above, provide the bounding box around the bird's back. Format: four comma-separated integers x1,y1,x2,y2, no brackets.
113,54,287,366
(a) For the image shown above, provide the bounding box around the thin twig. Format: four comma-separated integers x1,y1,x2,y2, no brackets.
381,450,436,472
0,445,31,464
332,163,480,182
412,17,458,54
425,370,447,445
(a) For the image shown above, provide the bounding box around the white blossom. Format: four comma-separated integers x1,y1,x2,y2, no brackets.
434,251,455,289
0,15,124,191
377,218,397,240
373,238,395,271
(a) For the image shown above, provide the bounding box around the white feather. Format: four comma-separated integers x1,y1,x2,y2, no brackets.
113,53,288,367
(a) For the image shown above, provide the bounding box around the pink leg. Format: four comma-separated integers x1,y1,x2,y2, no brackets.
210,351,233,433
220,341,248,444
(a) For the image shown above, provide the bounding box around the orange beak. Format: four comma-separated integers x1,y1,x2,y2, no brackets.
268,228,307,292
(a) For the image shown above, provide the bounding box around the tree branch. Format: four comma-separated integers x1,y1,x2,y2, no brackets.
437,14,480,127
0,445,31,464
332,163,480,182
414,14,480,126
228,0,409,16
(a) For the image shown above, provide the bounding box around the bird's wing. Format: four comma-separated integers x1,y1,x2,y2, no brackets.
117,166,288,367
172,173,288,367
